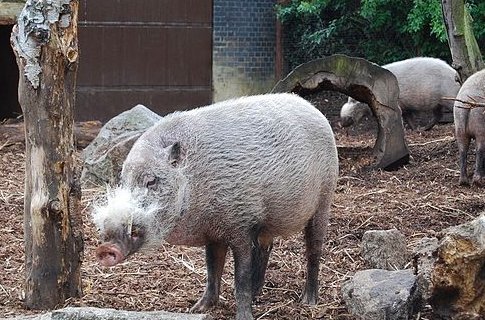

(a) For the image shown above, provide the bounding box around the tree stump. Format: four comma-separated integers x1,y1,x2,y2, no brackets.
272,54,409,170
10,0,83,309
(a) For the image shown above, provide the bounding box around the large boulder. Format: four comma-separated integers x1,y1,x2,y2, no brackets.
361,229,410,270
81,104,161,187
414,214,485,319
341,269,420,320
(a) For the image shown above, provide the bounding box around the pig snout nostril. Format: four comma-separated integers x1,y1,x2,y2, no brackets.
100,251,115,260
95,244,125,267
96,249,111,260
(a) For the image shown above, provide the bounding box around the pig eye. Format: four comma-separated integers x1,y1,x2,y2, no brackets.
143,174,158,189
131,229,139,239
131,226,143,240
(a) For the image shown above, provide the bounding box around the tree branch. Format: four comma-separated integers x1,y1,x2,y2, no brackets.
443,96,485,108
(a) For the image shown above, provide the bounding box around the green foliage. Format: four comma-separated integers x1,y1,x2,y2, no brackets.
276,0,369,68
276,0,485,69
404,0,446,41
468,1,485,41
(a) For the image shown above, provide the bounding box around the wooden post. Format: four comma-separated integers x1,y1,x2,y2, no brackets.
441,0,484,81
275,0,291,80
10,0,83,309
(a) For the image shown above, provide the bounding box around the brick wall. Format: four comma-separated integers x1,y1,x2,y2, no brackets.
213,0,277,101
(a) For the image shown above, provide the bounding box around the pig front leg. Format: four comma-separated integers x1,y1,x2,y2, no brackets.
232,239,254,320
191,242,228,312
402,110,418,131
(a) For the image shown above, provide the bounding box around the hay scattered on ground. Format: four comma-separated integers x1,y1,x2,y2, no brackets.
0,103,482,319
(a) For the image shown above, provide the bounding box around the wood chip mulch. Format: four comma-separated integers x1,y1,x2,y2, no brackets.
0,114,482,319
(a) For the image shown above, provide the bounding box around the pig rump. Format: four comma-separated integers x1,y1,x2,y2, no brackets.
454,69,485,186
340,97,373,127
92,93,339,320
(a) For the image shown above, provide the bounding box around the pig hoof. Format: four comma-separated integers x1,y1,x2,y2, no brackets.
472,175,485,187
459,178,470,186
190,304,210,313
190,297,218,313
301,292,318,306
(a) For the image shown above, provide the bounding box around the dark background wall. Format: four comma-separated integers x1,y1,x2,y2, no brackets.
76,0,213,122
0,1,280,122
0,24,21,120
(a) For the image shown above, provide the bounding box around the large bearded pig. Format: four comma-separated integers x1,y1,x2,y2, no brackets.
92,93,339,320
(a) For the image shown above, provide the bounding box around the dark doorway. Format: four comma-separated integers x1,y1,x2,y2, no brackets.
0,24,21,120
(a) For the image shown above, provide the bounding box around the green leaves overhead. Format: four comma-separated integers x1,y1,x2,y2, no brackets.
403,0,446,41
276,0,484,68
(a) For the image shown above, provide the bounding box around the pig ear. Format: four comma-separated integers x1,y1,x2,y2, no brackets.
168,142,183,166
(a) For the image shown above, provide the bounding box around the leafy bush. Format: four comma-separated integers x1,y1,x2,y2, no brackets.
276,0,484,69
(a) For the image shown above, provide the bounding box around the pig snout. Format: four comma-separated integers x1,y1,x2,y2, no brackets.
95,243,125,267
340,116,354,127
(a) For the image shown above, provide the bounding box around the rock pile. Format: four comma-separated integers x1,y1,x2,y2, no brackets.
342,215,485,320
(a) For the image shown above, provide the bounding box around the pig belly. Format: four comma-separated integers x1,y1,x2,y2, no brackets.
263,209,316,238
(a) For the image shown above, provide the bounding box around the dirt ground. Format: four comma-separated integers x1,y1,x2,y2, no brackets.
0,92,483,319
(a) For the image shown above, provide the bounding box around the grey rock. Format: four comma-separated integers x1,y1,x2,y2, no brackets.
361,229,409,270
2,307,212,320
341,269,419,320
412,237,439,302
1,315,48,320
81,104,161,187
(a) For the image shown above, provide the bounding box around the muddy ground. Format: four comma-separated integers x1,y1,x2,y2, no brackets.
0,92,483,319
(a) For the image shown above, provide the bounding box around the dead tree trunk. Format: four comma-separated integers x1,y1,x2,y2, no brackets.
441,0,484,81
10,0,83,309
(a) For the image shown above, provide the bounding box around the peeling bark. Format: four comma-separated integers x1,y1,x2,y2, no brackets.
10,0,83,309
441,0,484,81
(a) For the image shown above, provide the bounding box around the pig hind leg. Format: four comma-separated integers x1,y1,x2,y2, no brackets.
191,242,228,312
472,142,485,186
456,130,471,186
231,237,256,320
251,230,273,298
301,193,331,305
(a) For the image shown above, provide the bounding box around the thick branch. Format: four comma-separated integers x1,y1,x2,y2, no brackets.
444,96,485,109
